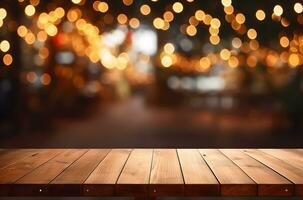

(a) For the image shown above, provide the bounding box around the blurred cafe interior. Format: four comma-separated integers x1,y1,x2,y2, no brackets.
0,0,303,148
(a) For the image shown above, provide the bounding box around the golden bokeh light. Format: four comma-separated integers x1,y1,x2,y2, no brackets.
140,4,151,15
228,56,239,68
279,36,289,48
235,13,245,24
0,8,7,19
117,13,128,24
161,55,173,67
153,17,165,29
25,5,36,17
164,43,175,54
3,54,13,66
294,3,303,14
247,28,257,39
256,10,266,21
220,49,231,60
209,35,220,45
288,53,300,67
195,10,205,21
129,18,140,29
163,11,174,22
186,25,197,36
172,2,183,13
0,40,10,52
221,0,232,7
273,5,283,16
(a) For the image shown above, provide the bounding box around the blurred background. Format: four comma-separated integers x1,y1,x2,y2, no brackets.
0,0,303,148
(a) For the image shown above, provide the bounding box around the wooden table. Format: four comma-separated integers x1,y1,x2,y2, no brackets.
0,149,302,199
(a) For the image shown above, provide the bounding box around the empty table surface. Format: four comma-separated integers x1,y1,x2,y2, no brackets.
0,149,302,197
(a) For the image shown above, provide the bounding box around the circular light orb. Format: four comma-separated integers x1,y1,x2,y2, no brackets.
140,4,151,15
256,10,266,21
247,28,257,39
294,3,303,13
273,5,283,16
0,40,10,52
25,5,36,16
172,2,183,13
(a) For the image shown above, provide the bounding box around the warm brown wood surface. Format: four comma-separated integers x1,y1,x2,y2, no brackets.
0,149,302,197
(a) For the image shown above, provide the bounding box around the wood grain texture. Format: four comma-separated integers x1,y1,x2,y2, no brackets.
116,149,153,197
220,149,293,196
0,149,41,169
260,149,303,169
0,148,302,197
199,149,256,196
0,149,61,184
149,149,184,197
243,149,303,197
51,149,110,196
177,149,219,196
84,149,132,196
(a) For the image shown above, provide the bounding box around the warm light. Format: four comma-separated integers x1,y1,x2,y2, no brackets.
228,56,239,68
256,10,266,21
129,18,140,29
199,57,211,70
3,54,13,66
0,8,7,19
294,3,303,14
221,0,232,7
186,25,197,36
172,2,183,13
161,55,173,67
209,35,220,45
163,11,174,22
232,37,242,48
25,5,36,17
40,73,51,85
273,5,283,16
235,13,245,24
153,18,165,29
117,14,128,24
123,0,133,6
224,6,234,14
247,55,257,67
247,29,257,39
0,40,10,52
288,53,300,67
279,36,289,48
17,26,28,37
98,2,108,13
140,4,151,15
195,10,205,21
164,43,175,54
220,49,231,60
210,18,221,28
25,32,35,44
71,0,81,4
45,24,58,36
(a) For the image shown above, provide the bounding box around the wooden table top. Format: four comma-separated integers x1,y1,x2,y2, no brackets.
0,149,302,197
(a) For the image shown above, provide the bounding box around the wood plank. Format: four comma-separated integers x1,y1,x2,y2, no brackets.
149,149,184,197
243,149,303,197
116,149,153,197
0,149,41,169
84,149,132,196
220,149,293,196
0,149,61,196
17,149,87,184
260,149,303,169
177,149,219,196
50,149,110,196
198,149,256,196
